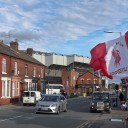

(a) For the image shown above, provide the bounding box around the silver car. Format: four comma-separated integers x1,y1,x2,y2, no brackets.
35,94,67,114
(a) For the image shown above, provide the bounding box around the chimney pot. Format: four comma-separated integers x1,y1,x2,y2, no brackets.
27,48,33,56
10,39,18,51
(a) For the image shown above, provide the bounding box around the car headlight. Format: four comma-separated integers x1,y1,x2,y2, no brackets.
51,104,57,107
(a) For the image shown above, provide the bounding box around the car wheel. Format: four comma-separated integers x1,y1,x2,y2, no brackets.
56,107,60,114
36,111,40,114
90,108,94,113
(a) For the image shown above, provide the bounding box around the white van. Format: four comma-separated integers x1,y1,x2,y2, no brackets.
22,91,41,105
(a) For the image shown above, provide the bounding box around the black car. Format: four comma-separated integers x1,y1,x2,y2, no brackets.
90,91,112,113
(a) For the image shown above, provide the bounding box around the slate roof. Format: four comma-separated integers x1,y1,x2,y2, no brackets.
0,42,19,58
0,41,44,66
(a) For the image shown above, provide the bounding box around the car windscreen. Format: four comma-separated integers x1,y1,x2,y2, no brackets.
41,95,59,102
92,93,109,101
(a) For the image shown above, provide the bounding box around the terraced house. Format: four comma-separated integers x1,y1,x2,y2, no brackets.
0,39,45,104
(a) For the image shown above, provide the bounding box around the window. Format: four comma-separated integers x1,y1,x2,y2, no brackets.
2,79,10,97
12,81,16,97
24,82,28,91
33,66,36,77
41,68,44,78
31,83,36,91
2,80,6,96
2,58,6,73
87,79,91,84
7,80,10,97
81,79,84,84
14,62,18,75
25,64,28,76
29,82,32,91
12,81,19,97
93,79,97,84
16,82,19,96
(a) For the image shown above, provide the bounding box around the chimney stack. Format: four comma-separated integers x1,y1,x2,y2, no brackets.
10,39,19,51
27,48,33,56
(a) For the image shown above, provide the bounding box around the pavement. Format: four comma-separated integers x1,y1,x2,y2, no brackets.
0,102,23,109
92,119,128,128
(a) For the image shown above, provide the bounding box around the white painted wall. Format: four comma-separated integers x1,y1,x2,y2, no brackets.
32,52,90,67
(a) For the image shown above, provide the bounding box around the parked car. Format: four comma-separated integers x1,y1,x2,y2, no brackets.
90,91,112,113
22,91,42,106
35,94,67,114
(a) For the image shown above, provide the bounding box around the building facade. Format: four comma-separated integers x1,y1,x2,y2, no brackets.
0,40,45,104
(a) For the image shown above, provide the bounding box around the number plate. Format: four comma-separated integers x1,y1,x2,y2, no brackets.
97,106,104,110
41,107,48,110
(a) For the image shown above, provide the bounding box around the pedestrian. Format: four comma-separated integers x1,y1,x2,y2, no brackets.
119,92,124,104
62,90,67,98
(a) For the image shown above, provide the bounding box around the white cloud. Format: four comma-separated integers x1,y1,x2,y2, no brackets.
0,0,128,56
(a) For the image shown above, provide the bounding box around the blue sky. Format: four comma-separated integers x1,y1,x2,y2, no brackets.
0,0,128,59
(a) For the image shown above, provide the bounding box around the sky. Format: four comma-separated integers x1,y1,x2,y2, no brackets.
0,0,128,58
1,0,127,83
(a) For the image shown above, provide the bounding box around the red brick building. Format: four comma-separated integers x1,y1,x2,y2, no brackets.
0,40,45,104
76,71,102,95
62,69,78,94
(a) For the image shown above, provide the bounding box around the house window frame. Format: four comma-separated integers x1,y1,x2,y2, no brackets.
25,64,28,76
14,62,18,75
1,77,11,98
12,81,16,97
87,79,91,84
93,79,97,84
33,66,36,77
24,79,32,91
2,58,6,74
41,68,44,78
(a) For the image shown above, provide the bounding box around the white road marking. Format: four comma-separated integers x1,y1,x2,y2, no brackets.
76,121,91,128
0,115,22,122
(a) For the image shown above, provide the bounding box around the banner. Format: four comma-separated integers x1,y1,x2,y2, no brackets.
90,31,128,79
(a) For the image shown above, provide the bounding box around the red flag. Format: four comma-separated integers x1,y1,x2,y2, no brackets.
90,43,113,79
90,31,128,79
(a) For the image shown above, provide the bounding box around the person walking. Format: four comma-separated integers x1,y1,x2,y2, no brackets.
119,92,124,104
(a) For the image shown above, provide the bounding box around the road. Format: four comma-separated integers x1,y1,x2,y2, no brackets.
0,97,128,128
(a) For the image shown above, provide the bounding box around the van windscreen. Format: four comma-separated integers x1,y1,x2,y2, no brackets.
31,92,35,97
23,92,29,97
